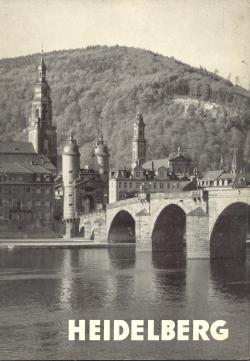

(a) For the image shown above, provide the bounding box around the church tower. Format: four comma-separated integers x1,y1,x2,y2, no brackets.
26,51,57,167
131,112,146,169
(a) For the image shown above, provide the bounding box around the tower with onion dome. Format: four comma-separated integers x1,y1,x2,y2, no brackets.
94,131,110,179
62,132,80,238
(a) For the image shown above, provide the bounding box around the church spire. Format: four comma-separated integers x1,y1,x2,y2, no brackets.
38,50,46,82
231,147,238,175
220,154,224,170
99,116,104,143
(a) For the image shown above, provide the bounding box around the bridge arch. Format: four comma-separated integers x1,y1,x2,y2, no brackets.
210,202,249,258
80,220,91,240
152,204,186,252
108,210,135,243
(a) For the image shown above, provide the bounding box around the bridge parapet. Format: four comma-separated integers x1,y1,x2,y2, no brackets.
79,209,106,220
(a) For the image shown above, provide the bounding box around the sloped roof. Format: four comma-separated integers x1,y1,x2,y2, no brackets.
0,142,35,154
236,172,250,180
218,172,235,180
168,153,191,161
200,170,224,181
182,180,196,190
0,141,56,172
142,158,169,170
0,161,51,174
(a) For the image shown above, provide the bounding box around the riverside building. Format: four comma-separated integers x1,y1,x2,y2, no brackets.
0,53,57,237
109,112,194,203
198,148,250,189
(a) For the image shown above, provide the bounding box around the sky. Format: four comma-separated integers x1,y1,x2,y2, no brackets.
0,0,250,88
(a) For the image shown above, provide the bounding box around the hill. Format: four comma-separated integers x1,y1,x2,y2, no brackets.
0,45,249,172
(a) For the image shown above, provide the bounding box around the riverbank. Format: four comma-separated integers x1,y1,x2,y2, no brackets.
0,238,136,249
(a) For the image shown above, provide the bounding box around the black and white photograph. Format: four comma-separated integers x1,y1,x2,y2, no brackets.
0,0,249,360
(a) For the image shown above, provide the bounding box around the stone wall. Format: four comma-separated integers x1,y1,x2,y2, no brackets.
186,214,210,258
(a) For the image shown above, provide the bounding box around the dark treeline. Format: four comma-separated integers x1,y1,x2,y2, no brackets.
0,45,249,172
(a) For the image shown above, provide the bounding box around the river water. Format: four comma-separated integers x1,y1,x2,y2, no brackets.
0,246,249,360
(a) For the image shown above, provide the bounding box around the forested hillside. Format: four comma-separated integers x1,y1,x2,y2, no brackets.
0,45,249,172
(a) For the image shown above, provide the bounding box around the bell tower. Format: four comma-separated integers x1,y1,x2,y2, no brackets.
26,51,57,167
131,112,146,169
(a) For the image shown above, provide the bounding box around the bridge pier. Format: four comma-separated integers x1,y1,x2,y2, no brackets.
135,214,152,251
64,218,80,238
186,213,210,258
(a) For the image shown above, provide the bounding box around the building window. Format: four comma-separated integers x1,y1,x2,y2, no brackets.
35,213,41,220
167,183,170,189
119,182,122,188
153,183,157,189
36,187,41,194
160,172,164,177
177,183,180,189
124,182,127,188
12,199,18,207
160,183,164,189
135,172,140,177
136,182,140,189
129,182,133,188
172,183,175,189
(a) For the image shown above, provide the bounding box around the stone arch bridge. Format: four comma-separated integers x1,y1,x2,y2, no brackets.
79,188,250,258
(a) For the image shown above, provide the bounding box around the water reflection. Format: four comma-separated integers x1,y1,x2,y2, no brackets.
0,248,64,270
210,257,249,300
152,251,186,270
152,252,186,303
108,247,136,269
0,247,248,360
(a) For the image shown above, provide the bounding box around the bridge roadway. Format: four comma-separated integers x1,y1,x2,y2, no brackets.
79,188,250,258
